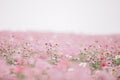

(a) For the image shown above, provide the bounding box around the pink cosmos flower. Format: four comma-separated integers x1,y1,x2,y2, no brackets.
101,62,107,67
65,64,92,80
13,66,24,73
94,70,115,80
100,56,105,60
56,58,70,71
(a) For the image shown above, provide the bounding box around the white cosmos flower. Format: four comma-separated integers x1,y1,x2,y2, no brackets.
67,68,74,72
78,62,87,67
115,55,120,59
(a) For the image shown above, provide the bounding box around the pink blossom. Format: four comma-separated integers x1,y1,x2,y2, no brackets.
13,66,24,73
94,70,115,80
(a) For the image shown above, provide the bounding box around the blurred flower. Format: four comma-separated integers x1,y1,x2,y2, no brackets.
100,56,105,60
13,66,24,73
79,62,87,67
115,55,120,59
101,62,107,67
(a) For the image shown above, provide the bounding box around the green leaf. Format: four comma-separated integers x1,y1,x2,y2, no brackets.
16,73,25,80
91,61,102,70
116,58,120,66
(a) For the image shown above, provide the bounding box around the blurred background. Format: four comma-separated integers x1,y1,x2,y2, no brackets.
0,0,120,34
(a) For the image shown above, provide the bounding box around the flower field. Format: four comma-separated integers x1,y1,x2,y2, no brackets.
0,31,120,80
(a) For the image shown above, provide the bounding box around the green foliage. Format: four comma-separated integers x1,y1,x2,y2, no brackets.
16,73,25,80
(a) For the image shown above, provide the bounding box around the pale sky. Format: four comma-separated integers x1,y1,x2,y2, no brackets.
0,0,120,34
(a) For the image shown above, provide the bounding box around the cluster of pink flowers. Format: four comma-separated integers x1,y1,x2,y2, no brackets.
0,31,120,80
